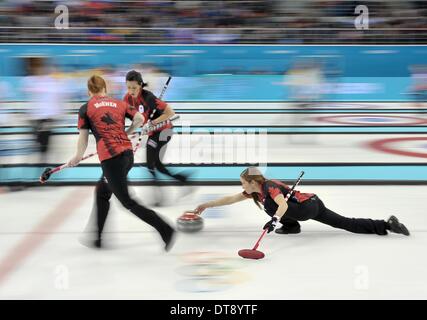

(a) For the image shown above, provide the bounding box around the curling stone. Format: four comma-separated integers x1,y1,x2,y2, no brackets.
177,211,204,233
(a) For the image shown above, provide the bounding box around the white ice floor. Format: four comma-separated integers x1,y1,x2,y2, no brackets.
0,185,426,299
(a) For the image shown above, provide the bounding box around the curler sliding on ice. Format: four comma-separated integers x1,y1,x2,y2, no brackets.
194,167,410,260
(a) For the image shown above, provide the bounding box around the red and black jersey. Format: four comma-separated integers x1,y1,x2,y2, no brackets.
242,179,315,215
123,89,172,135
78,95,137,162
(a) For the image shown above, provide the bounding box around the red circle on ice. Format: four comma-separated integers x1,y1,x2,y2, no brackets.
368,137,427,158
315,115,427,126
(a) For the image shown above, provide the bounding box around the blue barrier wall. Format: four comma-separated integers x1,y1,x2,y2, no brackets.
0,45,425,101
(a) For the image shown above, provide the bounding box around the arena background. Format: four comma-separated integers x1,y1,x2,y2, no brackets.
0,0,426,301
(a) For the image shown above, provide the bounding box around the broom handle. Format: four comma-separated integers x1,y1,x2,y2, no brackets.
252,229,268,250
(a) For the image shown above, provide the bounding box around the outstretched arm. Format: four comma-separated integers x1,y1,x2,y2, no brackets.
67,129,89,167
195,193,248,215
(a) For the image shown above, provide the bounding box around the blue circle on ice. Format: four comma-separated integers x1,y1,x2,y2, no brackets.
357,117,396,123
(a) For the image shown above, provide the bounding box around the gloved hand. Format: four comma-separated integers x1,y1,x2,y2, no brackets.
194,204,208,215
263,216,279,233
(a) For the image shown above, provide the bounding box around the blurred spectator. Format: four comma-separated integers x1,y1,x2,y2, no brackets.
287,59,324,108
285,58,324,144
408,64,427,111
21,57,65,163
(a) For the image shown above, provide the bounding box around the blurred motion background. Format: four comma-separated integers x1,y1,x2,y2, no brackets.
0,0,427,301
0,0,427,43
0,0,426,187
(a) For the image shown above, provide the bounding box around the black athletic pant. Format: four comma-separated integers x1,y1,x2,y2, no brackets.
279,196,388,235
33,119,52,153
146,129,187,184
95,150,172,241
